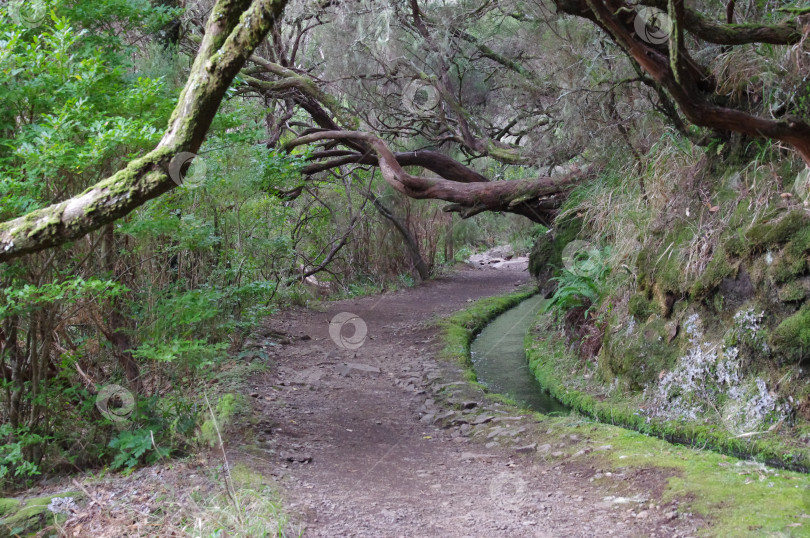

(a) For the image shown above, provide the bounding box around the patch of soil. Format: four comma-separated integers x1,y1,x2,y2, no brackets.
239,266,702,537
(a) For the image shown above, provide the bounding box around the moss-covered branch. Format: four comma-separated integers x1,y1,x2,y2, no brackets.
640,0,804,45
0,0,289,263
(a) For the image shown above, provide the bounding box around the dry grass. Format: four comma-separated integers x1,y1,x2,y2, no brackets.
563,133,793,293
711,29,810,122
49,458,297,537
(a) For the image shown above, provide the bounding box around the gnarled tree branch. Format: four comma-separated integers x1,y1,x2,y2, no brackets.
556,0,810,165
287,130,593,225
0,0,289,263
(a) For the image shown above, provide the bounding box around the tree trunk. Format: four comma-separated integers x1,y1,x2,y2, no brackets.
102,224,142,393
369,195,430,280
0,0,289,263
445,214,455,265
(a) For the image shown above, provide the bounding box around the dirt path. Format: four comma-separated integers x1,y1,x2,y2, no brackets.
241,267,699,537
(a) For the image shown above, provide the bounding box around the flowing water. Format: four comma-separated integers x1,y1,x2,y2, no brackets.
470,295,570,415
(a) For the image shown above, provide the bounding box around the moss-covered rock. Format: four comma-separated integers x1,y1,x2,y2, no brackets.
777,280,808,303
528,217,582,285
637,229,691,317
745,210,810,251
627,292,654,320
690,245,737,300
601,317,680,390
770,306,810,363
0,492,82,536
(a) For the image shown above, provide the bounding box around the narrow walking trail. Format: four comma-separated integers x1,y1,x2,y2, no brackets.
241,267,700,537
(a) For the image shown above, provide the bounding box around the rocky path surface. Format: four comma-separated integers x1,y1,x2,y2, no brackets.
242,267,699,537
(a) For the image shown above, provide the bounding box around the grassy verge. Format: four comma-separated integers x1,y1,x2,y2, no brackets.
175,463,294,536
439,290,810,535
535,413,810,535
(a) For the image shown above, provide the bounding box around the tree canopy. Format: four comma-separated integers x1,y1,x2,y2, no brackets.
1,0,808,261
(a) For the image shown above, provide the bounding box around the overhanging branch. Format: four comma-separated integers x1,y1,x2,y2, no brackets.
287,130,593,224
0,0,289,263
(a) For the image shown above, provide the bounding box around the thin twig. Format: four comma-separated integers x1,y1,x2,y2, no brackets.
203,391,242,523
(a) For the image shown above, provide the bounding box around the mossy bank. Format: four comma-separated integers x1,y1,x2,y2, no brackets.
527,152,810,472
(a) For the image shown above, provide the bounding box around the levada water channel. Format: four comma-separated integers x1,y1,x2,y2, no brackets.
470,294,569,415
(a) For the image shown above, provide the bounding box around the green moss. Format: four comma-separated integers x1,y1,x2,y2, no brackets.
770,306,810,363
745,210,810,251
0,498,19,517
0,492,82,537
768,249,808,284
786,225,810,255
528,217,582,279
689,245,736,299
601,318,679,390
724,233,746,258
637,228,690,312
547,417,810,536
627,292,654,320
777,280,807,302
